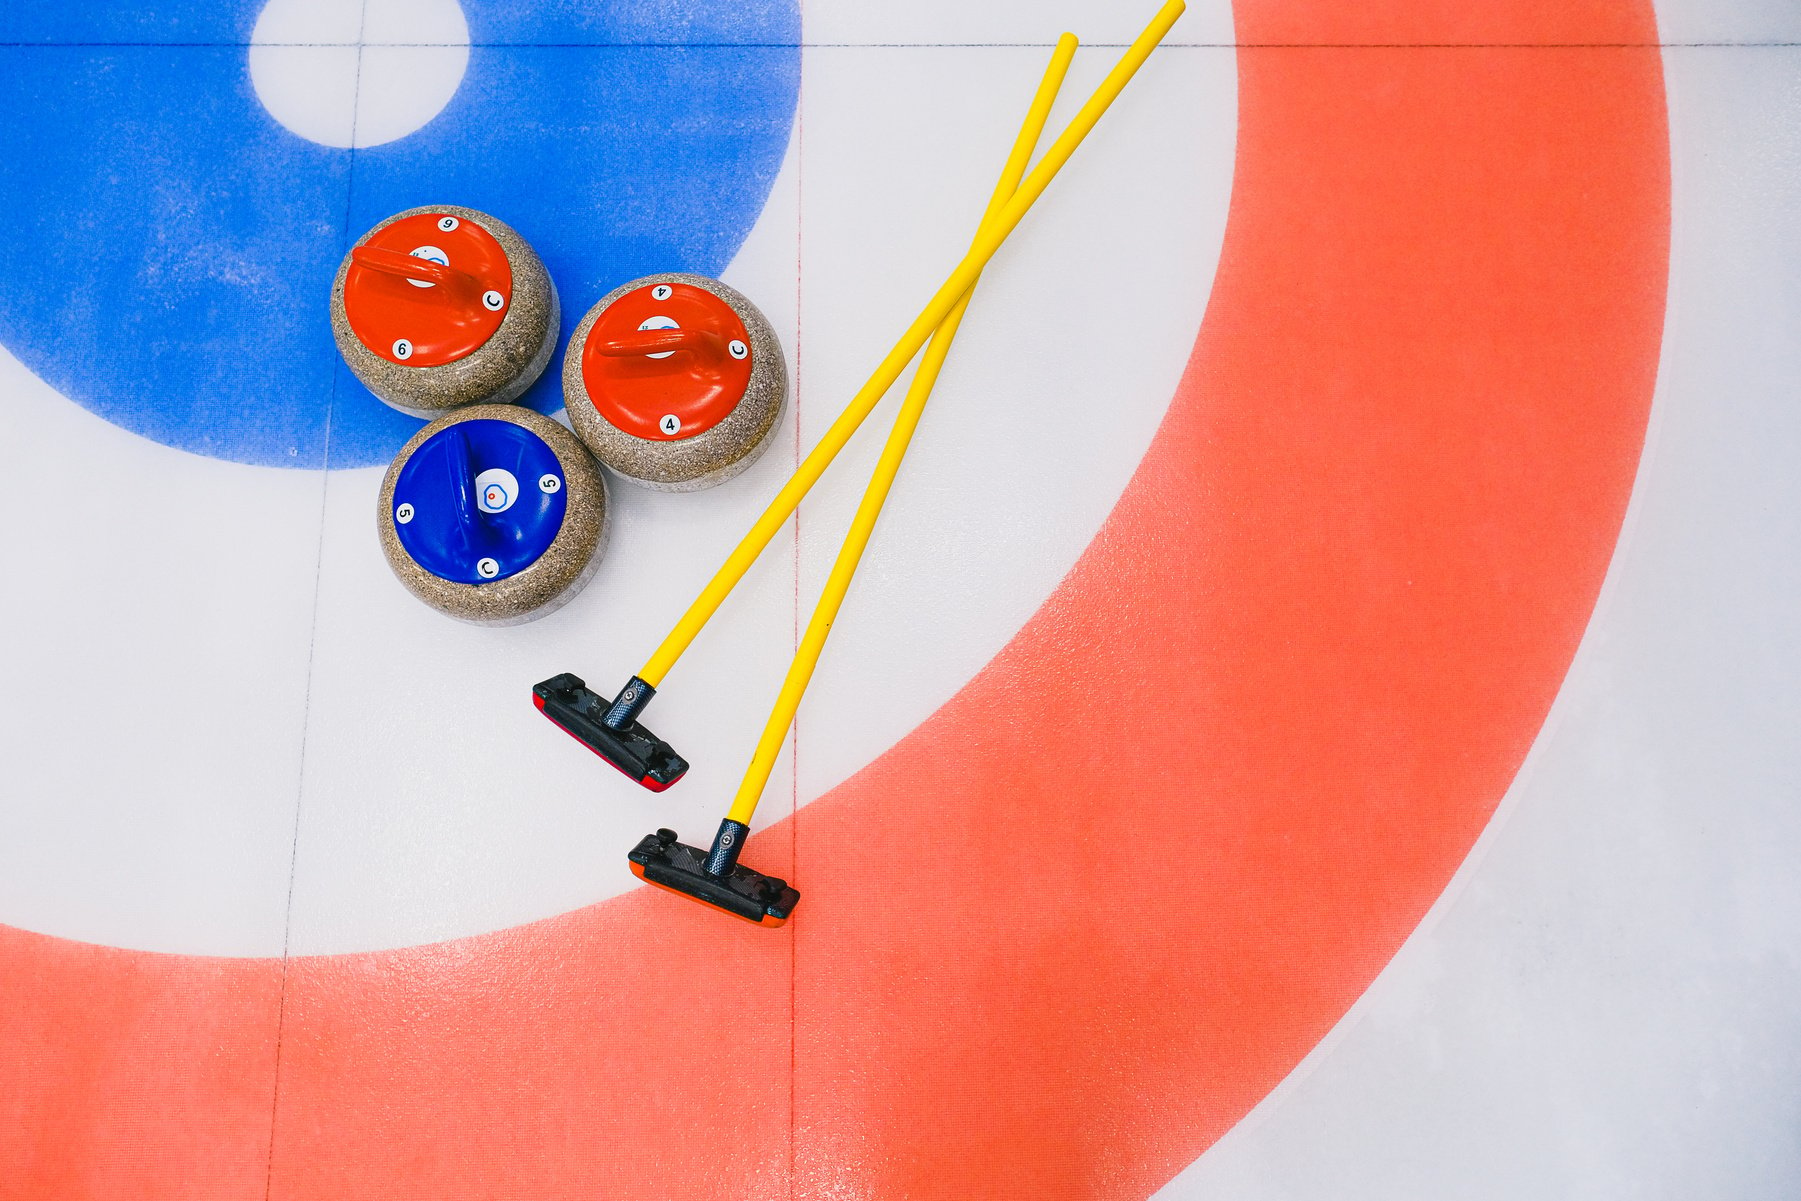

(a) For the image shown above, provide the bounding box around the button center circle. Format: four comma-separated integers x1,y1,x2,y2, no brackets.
248,0,471,150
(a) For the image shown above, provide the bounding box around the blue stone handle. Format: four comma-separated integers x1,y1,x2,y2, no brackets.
443,425,478,532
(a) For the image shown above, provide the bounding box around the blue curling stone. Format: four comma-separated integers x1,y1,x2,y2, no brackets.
392,419,566,584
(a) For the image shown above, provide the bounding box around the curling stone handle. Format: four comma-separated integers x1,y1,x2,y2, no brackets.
590,328,726,360
443,426,478,530
351,245,481,297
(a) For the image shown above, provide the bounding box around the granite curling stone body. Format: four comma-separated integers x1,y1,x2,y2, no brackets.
332,206,559,416
564,273,787,491
378,405,608,625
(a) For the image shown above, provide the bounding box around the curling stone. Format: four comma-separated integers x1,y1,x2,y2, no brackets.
563,273,787,491
332,206,559,417
377,405,607,626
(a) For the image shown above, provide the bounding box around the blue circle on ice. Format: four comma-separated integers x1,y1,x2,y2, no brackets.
0,0,800,468
393,420,565,584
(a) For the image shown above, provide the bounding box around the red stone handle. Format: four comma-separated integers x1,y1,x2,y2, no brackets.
351,246,481,299
590,328,726,360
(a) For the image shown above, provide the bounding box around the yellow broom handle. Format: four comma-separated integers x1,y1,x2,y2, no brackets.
638,0,1186,688
720,35,1078,827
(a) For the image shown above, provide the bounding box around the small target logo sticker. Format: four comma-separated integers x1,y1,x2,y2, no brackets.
476,557,500,579
659,414,682,436
474,468,519,514
405,245,449,290
436,215,460,232
395,502,415,524
637,313,680,360
651,284,673,301
538,473,561,494
728,339,749,360
392,338,414,360
482,290,506,312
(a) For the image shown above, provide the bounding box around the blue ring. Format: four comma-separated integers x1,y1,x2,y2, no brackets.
0,0,800,468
